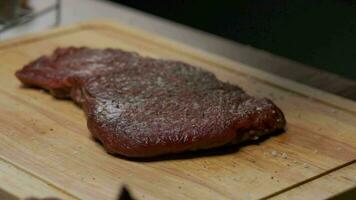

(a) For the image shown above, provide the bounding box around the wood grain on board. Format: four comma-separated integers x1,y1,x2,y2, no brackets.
271,163,356,200
0,20,355,200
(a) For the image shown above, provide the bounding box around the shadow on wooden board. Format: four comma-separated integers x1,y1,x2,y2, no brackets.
0,188,18,200
328,186,356,200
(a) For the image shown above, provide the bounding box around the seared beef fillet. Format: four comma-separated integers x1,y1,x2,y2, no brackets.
16,47,286,157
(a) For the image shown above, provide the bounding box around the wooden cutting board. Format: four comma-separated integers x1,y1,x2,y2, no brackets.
0,20,355,200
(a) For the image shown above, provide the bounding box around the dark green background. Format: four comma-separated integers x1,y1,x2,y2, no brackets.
111,0,356,80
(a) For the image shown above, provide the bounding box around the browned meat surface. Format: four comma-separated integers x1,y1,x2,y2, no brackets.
16,47,286,157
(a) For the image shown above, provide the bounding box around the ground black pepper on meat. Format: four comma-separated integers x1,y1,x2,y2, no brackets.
16,47,286,157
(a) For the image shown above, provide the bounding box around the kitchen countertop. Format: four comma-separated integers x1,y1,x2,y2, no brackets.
2,0,356,100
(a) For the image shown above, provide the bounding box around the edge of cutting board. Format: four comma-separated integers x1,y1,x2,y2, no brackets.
85,20,356,114
0,157,78,200
269,163,356,200
2,19,356,116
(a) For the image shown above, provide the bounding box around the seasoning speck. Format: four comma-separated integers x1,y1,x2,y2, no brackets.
281,152,288,159
252,136,259,140
271,150,278,157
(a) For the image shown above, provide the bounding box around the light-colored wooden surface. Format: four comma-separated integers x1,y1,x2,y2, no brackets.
0,159,76,200
0,20,355,200
271,163,356,200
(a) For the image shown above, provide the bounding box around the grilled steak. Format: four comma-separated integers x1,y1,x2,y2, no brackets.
16,47,286,157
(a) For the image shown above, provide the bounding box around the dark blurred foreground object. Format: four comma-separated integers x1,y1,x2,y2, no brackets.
118,186,135,200
24,185,135,200
114,0,356,80
327,186,356,200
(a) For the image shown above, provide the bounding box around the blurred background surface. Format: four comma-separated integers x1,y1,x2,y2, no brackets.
113,0,356,81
